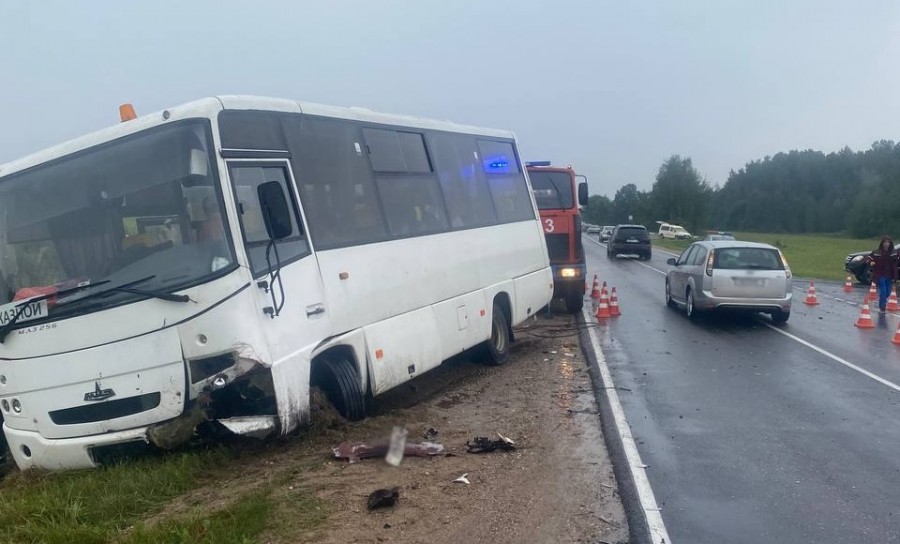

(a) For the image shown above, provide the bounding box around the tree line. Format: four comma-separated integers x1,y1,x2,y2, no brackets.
582,140,900,238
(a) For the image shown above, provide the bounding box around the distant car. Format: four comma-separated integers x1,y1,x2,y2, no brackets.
608,225,651,260
659,223,692,240
599,226,614,242
843,249,895,285
586,225,601,235
665,241,793,323
702,233,736,241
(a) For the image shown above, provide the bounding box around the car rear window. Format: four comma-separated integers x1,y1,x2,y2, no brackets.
615,227,648,240
713,248,783,270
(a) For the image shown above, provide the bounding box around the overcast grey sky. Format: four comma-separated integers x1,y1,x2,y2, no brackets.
3,1,900,197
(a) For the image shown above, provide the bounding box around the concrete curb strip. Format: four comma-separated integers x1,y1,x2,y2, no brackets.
578,307,672,544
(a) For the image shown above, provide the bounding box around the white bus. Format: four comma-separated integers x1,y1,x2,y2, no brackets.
0,96,552,470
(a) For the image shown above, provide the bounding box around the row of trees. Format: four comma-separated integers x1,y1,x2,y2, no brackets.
582,140,900,238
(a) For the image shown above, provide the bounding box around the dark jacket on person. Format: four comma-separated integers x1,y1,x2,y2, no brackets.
869,237,898,281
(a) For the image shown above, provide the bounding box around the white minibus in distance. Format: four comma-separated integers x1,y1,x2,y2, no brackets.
0,96,553,470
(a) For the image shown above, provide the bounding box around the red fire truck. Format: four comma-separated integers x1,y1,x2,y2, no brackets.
526,162,588,312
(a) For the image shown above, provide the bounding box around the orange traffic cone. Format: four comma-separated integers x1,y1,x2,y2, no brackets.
609,287,621,316
888,287,900,312
869,282,878,299
892,320,900,345
803,281,820,306
601,281,608,296
596,290,611,319
843,276,853,293
855,296,875,329
590,275,601,299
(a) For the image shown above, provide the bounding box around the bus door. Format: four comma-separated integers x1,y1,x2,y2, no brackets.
225,160,332,365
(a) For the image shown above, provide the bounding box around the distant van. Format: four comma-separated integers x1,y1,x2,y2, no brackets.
659,224,692,240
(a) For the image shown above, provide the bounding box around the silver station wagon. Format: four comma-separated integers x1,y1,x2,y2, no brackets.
665,241,793,323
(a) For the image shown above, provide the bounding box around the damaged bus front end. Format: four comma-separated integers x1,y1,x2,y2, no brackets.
0,105,313,470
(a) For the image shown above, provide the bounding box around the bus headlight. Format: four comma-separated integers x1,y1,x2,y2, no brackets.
560,268,579,278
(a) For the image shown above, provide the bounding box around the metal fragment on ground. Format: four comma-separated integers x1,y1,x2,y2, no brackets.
466,436,517,453
452,473,470,484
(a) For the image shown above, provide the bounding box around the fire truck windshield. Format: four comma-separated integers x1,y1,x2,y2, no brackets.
529,171,574,210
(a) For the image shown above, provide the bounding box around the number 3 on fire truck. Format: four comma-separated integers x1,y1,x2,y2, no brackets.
543,218,554,233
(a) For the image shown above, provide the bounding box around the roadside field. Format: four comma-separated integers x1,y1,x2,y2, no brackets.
652,232,879,281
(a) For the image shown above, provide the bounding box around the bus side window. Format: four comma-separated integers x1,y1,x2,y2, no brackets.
477,140,534,223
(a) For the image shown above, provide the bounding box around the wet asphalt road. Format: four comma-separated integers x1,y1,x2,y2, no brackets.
583,234,900,543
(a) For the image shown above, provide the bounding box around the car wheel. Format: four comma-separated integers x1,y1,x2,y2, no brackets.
665,280,676,308
312,357,366,421
686,288,701,321
482,302,510,366
771,310,790,324
862,266,874,285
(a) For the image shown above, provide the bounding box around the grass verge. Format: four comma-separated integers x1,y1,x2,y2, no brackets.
0,446,331,544
0,451,223,544
123,491,272,544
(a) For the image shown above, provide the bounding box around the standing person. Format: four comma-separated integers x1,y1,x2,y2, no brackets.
868,235,898,312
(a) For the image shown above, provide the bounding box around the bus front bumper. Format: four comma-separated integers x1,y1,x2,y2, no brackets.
4,424,151,470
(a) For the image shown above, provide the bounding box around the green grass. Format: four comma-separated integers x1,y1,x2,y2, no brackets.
0,452,222,544
123,492,272,544
652,232,880,281
0,447,331,544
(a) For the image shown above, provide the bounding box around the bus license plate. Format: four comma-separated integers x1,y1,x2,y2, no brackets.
0,299,49,326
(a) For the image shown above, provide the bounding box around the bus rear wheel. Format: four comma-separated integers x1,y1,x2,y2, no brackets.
312,357,366,421
482,302,510,366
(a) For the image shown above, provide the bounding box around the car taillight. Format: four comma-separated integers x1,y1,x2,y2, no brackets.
779,251,792,278
706,249,715,276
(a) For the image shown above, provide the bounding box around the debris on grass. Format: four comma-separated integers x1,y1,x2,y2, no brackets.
333,441,445,463
452,473,470,485
466,435,517,454
367,488,400,510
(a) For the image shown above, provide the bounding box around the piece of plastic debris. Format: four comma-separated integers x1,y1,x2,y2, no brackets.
466,435,517,454
367,487,400,510
550,350,558,354
496,432,515,445
453,473,470,484
333,441,445,463
424,427,438,441
385,426,408,467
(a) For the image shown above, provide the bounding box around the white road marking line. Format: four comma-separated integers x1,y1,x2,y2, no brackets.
762,323,900,393
582,306,672,544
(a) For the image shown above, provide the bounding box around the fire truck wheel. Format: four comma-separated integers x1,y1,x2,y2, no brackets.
565,292,584,313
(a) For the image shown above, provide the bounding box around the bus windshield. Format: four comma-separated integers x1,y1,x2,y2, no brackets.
529,171,574,210
0,120,234,317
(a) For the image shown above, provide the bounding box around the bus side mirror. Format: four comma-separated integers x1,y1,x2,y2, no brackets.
578,182,588,206
257,181,293,240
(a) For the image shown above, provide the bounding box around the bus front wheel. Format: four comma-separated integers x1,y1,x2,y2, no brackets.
482,302,510,366
312,357,366,421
